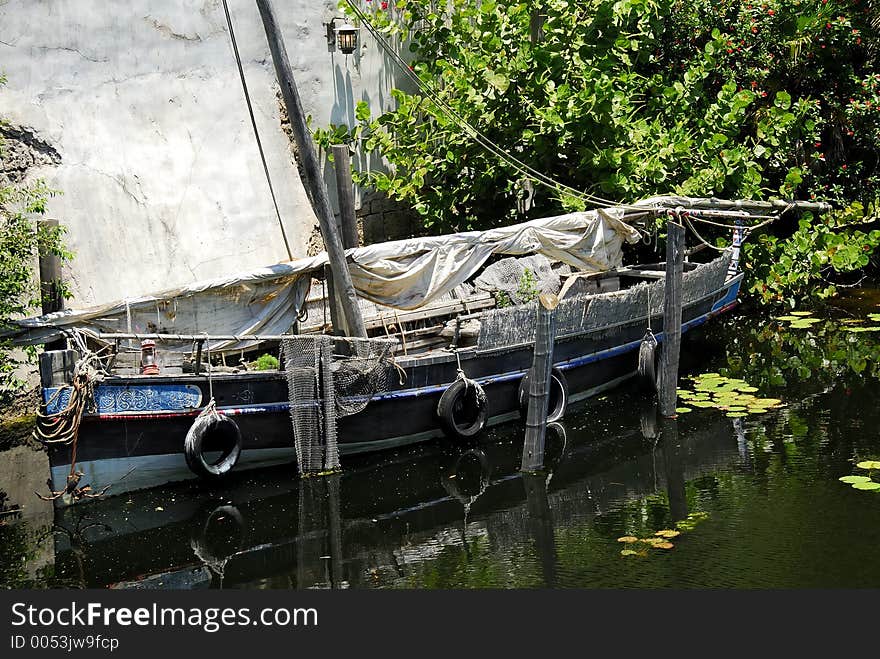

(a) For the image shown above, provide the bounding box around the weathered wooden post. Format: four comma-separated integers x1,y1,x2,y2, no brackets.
38,218,65,350
521,292,559,473
661,421,688,522
256,0,366,338
38,219,64,316
658,217,686,418
522,471,558,587
331,144,359,250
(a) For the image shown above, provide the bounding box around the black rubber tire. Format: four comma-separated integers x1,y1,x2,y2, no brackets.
440,447,492,503
518,367,569,423
190,503,247,567
184,413,242,480
544,421,569,470
637,331,659,393
437,378,489,440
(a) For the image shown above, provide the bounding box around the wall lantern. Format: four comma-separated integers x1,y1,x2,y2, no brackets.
325,18,359,55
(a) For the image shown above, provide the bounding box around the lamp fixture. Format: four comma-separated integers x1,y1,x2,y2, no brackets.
325,17,359,55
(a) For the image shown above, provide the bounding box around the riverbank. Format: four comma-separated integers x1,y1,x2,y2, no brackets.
0,386,39,452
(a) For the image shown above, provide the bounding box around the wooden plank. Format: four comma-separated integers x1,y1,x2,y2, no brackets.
616,268,666,279
363,295,495,330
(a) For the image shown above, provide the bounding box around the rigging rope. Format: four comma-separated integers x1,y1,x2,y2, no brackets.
221,0,294,261
341,0,648,212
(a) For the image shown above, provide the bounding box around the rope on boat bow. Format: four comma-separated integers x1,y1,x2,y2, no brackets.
32,331,132,502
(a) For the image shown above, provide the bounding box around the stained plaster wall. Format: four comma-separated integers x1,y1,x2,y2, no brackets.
0,0,400,306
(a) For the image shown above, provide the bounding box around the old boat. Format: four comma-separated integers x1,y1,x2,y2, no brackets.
7,194,824,505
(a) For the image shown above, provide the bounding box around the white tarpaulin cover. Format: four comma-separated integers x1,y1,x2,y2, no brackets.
7,207,641,348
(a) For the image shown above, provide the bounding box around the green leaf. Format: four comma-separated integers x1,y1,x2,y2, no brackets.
483,70,510,93
355,101,371,122
839,475,872,484
774,91,792,110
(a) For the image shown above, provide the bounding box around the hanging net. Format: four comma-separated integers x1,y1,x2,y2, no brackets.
281,335,396,475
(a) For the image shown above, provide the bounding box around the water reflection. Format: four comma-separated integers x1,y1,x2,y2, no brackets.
7,304,880,588
40,398,742,590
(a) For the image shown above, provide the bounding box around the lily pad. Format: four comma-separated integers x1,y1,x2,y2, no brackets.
620,549,644,556
839,475,872,484
790,311,813,316
654,529,681,538
653,542,675,550
641,537,666,547
856,460,880,470
776,315,802,321
692,401,715,408
617,536,640,543
727,412,747,418
675,407,692,414
852,481,880,491
747,408,768,414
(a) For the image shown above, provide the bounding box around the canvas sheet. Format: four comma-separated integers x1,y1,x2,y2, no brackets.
8,207,641,348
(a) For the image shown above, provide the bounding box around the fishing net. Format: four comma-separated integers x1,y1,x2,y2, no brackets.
281,335,396,475
474,255,561,305
477,252,732,350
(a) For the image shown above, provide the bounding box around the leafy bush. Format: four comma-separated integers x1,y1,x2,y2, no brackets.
318,0,880,304
1,74,68,401
251,353,280,371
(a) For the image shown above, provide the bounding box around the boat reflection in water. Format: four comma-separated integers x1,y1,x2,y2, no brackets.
50,395,748,589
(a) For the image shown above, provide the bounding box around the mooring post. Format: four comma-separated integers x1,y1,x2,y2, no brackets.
331,144,359,250
522,471,558,587
256,0,366,338
522,292,559,473
658,218,686,418
661,419,688,522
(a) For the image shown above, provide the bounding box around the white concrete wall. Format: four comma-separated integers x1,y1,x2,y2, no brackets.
0,0,398,306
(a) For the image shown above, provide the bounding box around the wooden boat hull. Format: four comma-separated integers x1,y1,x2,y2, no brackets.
45,271,742,503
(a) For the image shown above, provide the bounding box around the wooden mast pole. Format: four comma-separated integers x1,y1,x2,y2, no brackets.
255,0,365,337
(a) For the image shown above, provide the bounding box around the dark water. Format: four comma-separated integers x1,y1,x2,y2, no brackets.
4,297,880,589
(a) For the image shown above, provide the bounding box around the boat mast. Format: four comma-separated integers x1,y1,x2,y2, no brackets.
255,0,366,338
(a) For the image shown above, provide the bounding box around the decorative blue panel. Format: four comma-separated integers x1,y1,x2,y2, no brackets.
43,384,203,415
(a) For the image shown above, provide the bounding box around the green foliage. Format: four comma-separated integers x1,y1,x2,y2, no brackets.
743,206,880,306
318,0,880,304
840,460,880,492
490,267,541,308
251,353,280,371
516,268,540,304
0,76,68,402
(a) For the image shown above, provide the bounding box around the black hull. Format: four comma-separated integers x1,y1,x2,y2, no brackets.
45,272,742,501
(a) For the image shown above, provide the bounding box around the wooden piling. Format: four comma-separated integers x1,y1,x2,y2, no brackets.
256,0,366,338
658,219,685,418
661,419,688,522
331,144,359,250
38,219,64,316
38,219,65,350
521,292,559,473
522,472,558,587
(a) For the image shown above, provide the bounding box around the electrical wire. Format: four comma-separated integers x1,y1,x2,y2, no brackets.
221,0,294,260
342,0,650,211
